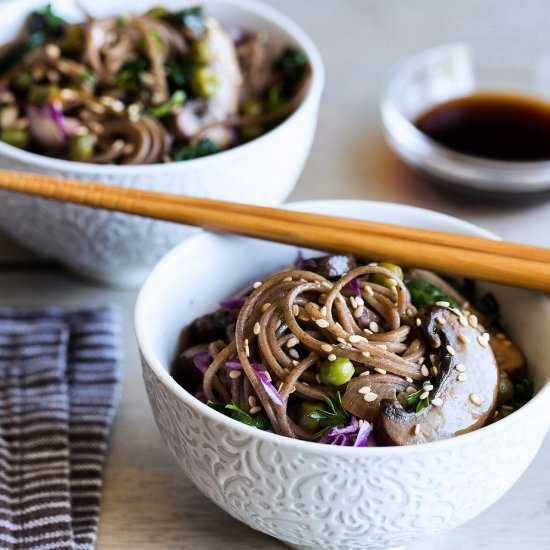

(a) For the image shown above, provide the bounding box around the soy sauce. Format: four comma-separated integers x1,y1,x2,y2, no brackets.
415,93,550,161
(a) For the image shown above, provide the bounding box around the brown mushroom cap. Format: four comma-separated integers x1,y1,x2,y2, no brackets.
376,307,499,446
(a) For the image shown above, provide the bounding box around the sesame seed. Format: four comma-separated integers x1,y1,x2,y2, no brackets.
315,374,321,384
349,334,362,344
229,370,241,379
289,349,300,360
405,376,413,383
435,301,450,307
327,353,337,361
458,334,470,344
253,322,261,335
354,306,364,318
436,316,446,325
423,384,434,391
320,306,328,317
432,397,443,407
477,335,488,347
457,373,467,382
350,296,357,309
253,281,262,289
368,262,379,267
322,281,332,289
292,305,300,316
446,345,456,356
45,44,61,59
283,276,293,282
287,337,299,348
358,386,372,394
376,344,388,351
356,297,365,306
418,357,425,365
431,365,439,377
374,367,387,375
421,365,430,377
459,316,468,327
277,382,284,391
455,363,466,373
413,424,420,436
416,317,422,327
321,343,333,353
337,337,347,344
369,321,379,333
289,386,296,394
365,286,374,296
292,360,299,367
244,339,250,357
469,393,482,406
469,314,478,328
364,328,374,335
275,320,282,330
248,396,257,407
363,392,378,402
316,319,330,328
360,371,371,376
482,332,491,341
265,371,272,381
419,391,429,400
249,406,262,415
362,351,371,358
261,302,271,312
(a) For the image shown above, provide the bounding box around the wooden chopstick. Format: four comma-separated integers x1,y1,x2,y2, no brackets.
0,169,549,292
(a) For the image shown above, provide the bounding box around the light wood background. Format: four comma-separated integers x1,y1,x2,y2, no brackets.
0,1,549,548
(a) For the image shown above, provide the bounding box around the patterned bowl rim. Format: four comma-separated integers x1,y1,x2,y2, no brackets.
136,199,550,455
0,0,324,174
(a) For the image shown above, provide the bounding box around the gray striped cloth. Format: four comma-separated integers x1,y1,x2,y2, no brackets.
0,307,121,550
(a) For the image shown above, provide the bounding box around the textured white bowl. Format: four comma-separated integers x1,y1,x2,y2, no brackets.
0,0,323,286
136,200,550,550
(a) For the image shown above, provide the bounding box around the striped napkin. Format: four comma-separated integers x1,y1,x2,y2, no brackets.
0,306,121,550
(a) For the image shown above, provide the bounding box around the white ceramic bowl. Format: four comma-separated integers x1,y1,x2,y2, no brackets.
136,200,550,550
0,0,324,286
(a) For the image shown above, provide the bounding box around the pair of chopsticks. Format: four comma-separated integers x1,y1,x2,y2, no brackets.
0,169,549,292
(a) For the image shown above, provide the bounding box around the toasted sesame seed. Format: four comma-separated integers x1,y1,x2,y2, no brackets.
321,281,332,289
361,351,371,358
365,286,374,296
289,349,300,360
458,334,470,344
363,392,378,402
406,386,416,394
315,374,321,384
253,322,261,335
275,320,282,330
316,319,330,328
287,337,299,348
327,353,337,361
482,332,491,341
292,304,300,316
244,339,250,357
261,302,271,312
248,396,257,407
283,276,293,282
364,328,373,335
45,44,61,59
349,334,362,343
457,372,467,382
459,315,468,327
229,370,241,379
418,357,425,365
350,296,357,309
415,317,422,327
277,382,284,391
358,386,372,394
436,316,447,325
419,391,429,400
368,262,379,267
435,300,450,307
423,384,434,391
432,397,443,407
469,393,482,406
321,343,333,353
249,406,262,415
369,321,379,333
421,365,430,377
455,363,466,373
469,314,478,328
374,367,387,375
292,360,299,366
477,335,488,347
413,424,420,436
253,281,262,289
354,306,364,318
356,297,365,306
337,337,347,344
320,306,328,317
446,345,456,356
376,344,388,351
360,370,371,376
405,376,413,383
298,315,310,322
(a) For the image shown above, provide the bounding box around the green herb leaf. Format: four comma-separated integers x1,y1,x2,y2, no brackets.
115,57,150,91
404,381,432,413
406,279,459,310
278,47,308,84
163,7,205,36
474,292,502,330
171,138,220,161
150,90,186,118
309,392,349,436
207,400,269,430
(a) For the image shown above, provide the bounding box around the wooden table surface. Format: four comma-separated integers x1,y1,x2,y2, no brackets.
1,1,549,548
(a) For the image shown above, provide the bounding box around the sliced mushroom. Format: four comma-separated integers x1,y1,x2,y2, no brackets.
236,31,271,101
342,374,410,422
490,336,526,375
301,254,357,280
376,307,498,445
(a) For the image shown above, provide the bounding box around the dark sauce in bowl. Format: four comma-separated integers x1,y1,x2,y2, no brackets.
415,93,550,161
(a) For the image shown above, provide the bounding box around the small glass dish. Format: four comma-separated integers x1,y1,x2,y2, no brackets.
381,42,550,197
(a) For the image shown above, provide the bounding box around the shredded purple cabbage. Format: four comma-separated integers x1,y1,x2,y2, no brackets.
225,357,243,370
251,362,284,406
319,416,372,447
195,391,207,403
45,103,69,139
192,353,211,375
295,250,315,269
219,297,246,310
348,278,361,297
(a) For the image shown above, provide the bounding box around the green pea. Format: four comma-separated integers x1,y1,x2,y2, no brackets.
240,124,263,141
191,67,218,98
191,39,210,64
69,133,95,161
297,401,329,432
1,127,30,149
498,376,515,406
145,6,168,18
28,85,58,106
371,262,404,289
265,84,285,112
241,99,263,117
320,357,355,387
